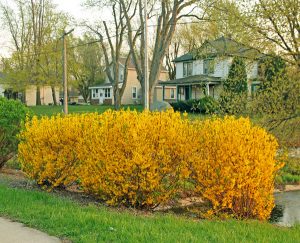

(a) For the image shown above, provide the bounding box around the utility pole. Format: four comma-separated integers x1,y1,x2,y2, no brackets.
144,0,149,110
61,28,74,115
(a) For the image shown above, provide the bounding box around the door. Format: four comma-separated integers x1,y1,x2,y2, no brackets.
184,86,190,100
99,89,104,104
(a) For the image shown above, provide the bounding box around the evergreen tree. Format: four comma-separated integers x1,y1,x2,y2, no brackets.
220,56,248,114
224,56,248,93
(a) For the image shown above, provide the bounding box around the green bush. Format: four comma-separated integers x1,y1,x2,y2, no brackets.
171,96,219,114
0,97,29,168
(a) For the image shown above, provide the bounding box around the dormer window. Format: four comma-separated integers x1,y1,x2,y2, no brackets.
203,59,214,75
183,62,193,77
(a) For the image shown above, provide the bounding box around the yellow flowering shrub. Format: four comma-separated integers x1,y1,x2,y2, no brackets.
18,111,280,218
77,110,198,208
18,114,98,187
190,116,281,220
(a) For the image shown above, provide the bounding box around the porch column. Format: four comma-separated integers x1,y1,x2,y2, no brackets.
206,83,210,96
162,85,165,101
189,85,192,100
176,85,179,101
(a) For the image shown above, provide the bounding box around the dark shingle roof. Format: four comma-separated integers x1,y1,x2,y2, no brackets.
174,36,265,63
173,53,196,63
160,75,223,85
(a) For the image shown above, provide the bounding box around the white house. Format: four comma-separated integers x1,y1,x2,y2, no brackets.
161,36,263,101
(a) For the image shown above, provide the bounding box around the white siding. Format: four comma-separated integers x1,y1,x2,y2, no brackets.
214,57,232,78
176,62,183,79
193,60,203,75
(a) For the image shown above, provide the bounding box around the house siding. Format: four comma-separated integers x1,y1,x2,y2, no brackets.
176,62,184,79
25,85,59,106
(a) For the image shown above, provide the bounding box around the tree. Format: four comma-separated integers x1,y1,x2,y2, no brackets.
69,36,105,103
251,57,300,130
235,0,300,68
220,56,248,114
86,0,138,110
0,0,69,105
119,0,203,106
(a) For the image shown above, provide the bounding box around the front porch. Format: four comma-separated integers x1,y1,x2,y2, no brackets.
160,75,223,102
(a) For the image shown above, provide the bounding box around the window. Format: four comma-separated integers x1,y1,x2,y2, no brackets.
104,88,111,98
183,62,193,77
203,59,214,75
132,87,137,99
92,89,96,98
170,89,175,99
96,89,98,94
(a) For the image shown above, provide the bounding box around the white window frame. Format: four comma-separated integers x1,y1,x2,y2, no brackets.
104,88,111,98
132,87,137,99
183,62,193,77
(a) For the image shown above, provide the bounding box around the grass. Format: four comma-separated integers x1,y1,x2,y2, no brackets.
0,180,299,243
276,157,300,185
29,104,143,117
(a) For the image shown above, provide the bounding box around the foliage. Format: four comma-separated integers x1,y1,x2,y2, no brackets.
220,56,248,114
190,116,281,220
0,98,29,168
69,35,105,103
250,58,300,130
171,96,219,114
19,111,279,219
276,157,300,185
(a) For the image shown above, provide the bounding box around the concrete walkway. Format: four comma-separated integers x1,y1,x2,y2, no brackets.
0,217,61,243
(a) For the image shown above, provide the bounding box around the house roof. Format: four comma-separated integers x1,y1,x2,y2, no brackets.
174,36,264,62
173,53,196,63
160,75,223,86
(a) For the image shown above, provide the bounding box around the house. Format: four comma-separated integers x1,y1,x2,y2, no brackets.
89,58,170,105
161,36,263,102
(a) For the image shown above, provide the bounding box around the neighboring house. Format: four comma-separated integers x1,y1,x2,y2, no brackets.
24,85,59,106
89,58,170,105
161,36,263,102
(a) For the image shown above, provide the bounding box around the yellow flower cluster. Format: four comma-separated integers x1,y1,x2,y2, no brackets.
18,110,280,218
190,117,282,220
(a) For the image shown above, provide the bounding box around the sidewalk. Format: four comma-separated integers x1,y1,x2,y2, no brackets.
0,217,61,243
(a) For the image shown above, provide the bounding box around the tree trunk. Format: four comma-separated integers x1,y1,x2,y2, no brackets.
36,85,41,105
113,86,121,110
51,86,57,105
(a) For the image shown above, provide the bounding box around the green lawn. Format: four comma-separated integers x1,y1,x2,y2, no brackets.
0,180,299,243
29,104,143,117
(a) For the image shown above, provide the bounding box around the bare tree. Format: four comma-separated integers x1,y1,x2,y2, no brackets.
120,0,204,105
86,0,140,109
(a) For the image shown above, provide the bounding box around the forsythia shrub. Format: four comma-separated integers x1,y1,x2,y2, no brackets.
19,110,198,208
77,110,198,208
190,116,281,220
18,111,280,219
18,114,98,187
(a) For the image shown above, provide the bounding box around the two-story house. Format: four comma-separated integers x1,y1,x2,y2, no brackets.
89,58,169,105
160,36,262,102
